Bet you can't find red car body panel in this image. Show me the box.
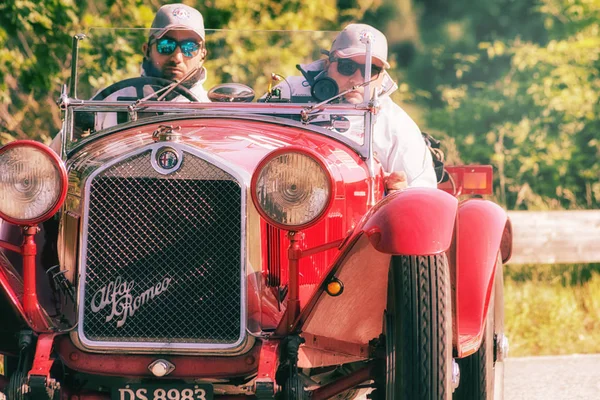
[55,336,261,378]
[361,187,458,255]
[455,199,508,357]
[69,119,370,182]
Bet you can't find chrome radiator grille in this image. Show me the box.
[81,150,243,346]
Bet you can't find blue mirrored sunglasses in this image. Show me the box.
[154,38,201,58]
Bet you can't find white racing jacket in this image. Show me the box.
[277,60,437,188]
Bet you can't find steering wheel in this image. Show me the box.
[91,76,200,102]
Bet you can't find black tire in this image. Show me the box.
[453,253,504,400]
[385,254,453,399]
[6,369,26,400]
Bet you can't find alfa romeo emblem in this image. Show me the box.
[157,149,178,170]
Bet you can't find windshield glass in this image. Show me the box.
[68,28,389,152]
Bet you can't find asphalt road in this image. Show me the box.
[505,354,600,399]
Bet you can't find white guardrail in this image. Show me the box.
[507,210,600,264]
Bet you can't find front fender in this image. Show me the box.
[456,199,508,357]
[362,187,458,255]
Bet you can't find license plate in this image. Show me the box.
[113,383,213,400]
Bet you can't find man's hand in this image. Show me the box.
[385,171,408,192]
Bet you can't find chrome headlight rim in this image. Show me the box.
[251,147,335,231]
[0,140,68,225]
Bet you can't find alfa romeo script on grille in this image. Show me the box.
[91,276,172,328]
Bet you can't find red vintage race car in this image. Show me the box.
[0,29,512,400]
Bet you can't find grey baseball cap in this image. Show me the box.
[150,4,205,41]
[329,23,390,69]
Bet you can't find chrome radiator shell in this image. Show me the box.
[73,143,248,352]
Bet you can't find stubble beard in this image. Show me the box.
[142,58,203,89]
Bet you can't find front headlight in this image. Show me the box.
[251,148,333,230]
[0,140,67,225]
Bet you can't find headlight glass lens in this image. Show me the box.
[0,146,63,221]
[255,152,331,228]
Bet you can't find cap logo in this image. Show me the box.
[359,30,375,43]
[172,8,191,20]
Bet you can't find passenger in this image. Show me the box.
[287,24,437,191]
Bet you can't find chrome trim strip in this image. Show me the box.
[77,142,250,352]
[67,100,369,111]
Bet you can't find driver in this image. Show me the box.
[280,24,437,191]
[141,3,209,100]
[51,4,209,152]
[49,3,209,149]
[95,4,210,131]
[93,3,209,131]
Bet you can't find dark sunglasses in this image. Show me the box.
[153,37,201,58]
[332,57,383,78]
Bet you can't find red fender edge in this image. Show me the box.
[455,199,508,357]
[361,187,458,255]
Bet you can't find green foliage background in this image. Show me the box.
[0,0,597,211]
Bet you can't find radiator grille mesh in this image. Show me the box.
[81,151,243,344]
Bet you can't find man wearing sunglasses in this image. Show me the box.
[83,3,209,133]
[141,3,209,99]
[51,3,209,150]
[286,24,437,191]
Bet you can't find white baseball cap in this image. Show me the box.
[150,4,205,41]
[329,23,390,69]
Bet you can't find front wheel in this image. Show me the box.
[384,254,453,399]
